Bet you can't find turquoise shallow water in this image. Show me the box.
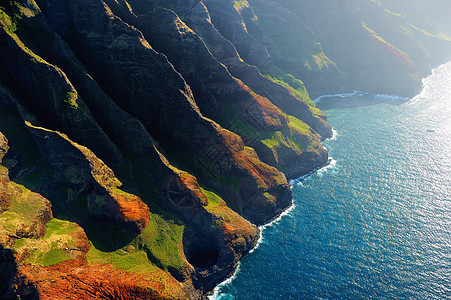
[212,62,451,299]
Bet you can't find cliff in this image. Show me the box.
[0,0,449,299]
[275,0,451,97]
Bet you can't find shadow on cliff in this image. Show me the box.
[0,246,39,299]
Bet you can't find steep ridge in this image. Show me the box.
[0,0,449,298]
[105,4,327,180]
[125,0,333,139]
[0,94,258,297]
[275,0,451,97]
[0,0,285,297]
[35,0,291,224]
[205,0,340,97]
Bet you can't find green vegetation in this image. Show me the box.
[12,219,81,267]
[261,131,285,149]
[0,181,48,234]
[0,212,19,232]
[311,52,331,70]
[64,91,79,110]
[87,242,159,274]
[33,247,72,266]
[401,23,451,41]
[287,115,310,135]
[0,1,49,66]
[45,218,79,237]
[361,21,412,64]
[261,115,317,153]
[201,187,225,208]
[261,130,308,153]
[87,213,185,273]
[0,1,23,34]
[234,0,250,11]
[8,183,41,215]
[262,73,314,107]
[139,213,185,271]
[0,8,17,33]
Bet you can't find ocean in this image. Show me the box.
[212,61,451,299]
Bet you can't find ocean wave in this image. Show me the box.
[313,90,363,103]
[327,129,338,141]
[289,157,336,186]
[317,158,337,175]
[373,93,409,101]
[249,201,297,254]
[314,90,410,104]
[209,197,297,299]
[260,202,296,231]
[208,263,241,300]
[411,61,451,103]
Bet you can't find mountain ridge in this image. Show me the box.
[0,0,450,298]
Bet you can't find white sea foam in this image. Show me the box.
[317,158,337,175]
[260,202,296,231]
[314,90,410,104]
[289,157,336,186]
[208,263,241,300]
[313,90,363,103]
[208,194,297,299]
[327,129,338,141]
[373,93,409,101]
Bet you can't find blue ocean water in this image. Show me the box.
[212,62,451,299]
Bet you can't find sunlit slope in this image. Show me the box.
[1,0,450,298]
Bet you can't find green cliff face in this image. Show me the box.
[0,0,449,298]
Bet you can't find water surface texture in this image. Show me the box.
[213,62,451,299]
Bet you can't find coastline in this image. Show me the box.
[208,146,339,299]
[209,61,451,298]
[206,70,448,298]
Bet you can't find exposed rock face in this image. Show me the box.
[24,122,150,233]
[35,0,292,224]
[0,132,8,162]
[0,0,449,298]
[0,22,123,165]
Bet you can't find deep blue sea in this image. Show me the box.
[212,62,451,299]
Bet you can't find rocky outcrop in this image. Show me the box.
[24,122,150,234]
